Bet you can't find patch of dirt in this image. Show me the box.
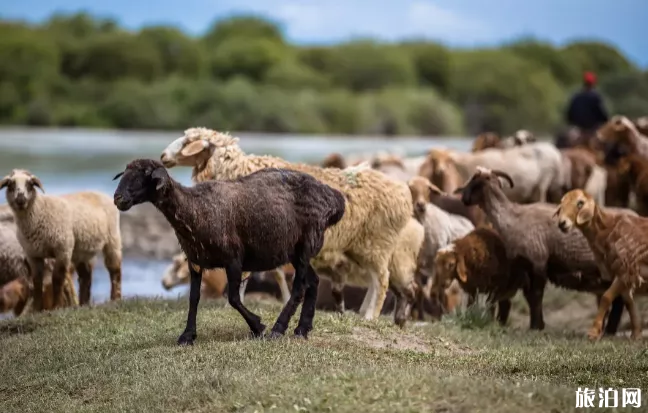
[350,326,472,354]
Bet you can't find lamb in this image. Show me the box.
[455,167,628,332]
[0,170,122,311]
[430,227,526,325]
[113,159,346,344]
[554,189,648,340]
[407,176,475,318]
[159,128,414,321]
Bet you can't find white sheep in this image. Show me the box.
[160,128,414,321]
[0,169,122,311]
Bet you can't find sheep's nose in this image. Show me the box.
[415,202,426,214]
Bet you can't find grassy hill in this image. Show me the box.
[1,295,646,413]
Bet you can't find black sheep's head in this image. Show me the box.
[454,166,514,206]
[113,159,169,211]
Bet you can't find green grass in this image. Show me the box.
[1,295,647,413]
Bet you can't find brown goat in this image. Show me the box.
[418,149,465,193]
[472,132,502,152]
[555,189,648,340]
[430,227,525,325]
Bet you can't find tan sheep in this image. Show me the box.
[555,189,648,340]
[0,169,122,311]
[160,128,413,321]
[418,148,465,193]
[430,227,526,325]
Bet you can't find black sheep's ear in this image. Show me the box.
[113,171,124,181]
[151,167,167,191]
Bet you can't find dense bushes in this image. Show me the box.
[0,13,644,136]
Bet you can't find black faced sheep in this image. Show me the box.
[113,159,345,345]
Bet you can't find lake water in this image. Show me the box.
[0,127,472,305]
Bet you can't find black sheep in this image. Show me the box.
[113,159,345,345]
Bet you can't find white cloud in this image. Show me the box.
[241,0,490,44]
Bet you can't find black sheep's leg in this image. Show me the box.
[603,295,624,336]
[497,299,512,326]
[523,271,546,330]
[177,262,203,346]
[268,260,306,339]
[225,265,266,337]
[294,264,320,338]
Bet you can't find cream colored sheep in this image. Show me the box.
[0,169,122,311]
[555,189,648,340]
[160,128,413,320]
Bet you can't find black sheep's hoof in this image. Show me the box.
[293,327,310,339]
[249,323,267,339]
[266,330,284,340]
[177,332,196,346]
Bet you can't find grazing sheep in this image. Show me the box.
[113,159,346,344]
[0,170,121,311]
[160,128,413,321]
[430,227,526,325]
[407,177,475,318]
[599,115,648,161]
[456,167,627,333]
[555,189,648,340]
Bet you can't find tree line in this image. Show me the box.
[1,13,646,136]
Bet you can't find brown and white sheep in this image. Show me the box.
[555,189,648,340]
[430,227,526,325]
[160,128,414,322]
[0,170,122,311]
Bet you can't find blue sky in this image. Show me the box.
[2,0,646,67]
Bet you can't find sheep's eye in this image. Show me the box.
[577,200,584,209]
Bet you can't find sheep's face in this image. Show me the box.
[161,127,233,170]
[0,169,44,212]
[598,116,640,163]
[419,149,454,188]
[113,159,168,211]
[472,132,500,152]
[432,247,457,292]
[407,176,446,217]
[554,189,596,233]
[456,167,514,206]
[161,254,190,290]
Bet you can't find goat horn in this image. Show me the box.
[113,171,124,181]
[491,170,514,188]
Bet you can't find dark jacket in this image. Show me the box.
[565,88,609,131]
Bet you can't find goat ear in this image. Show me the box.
[427,182,446,197]
[151,167,167,191]
[456,256,468,283]
[552,206,561,219]
[30,177,45,193]
[576,203,594,225]
[0,176,9,191]
[112,171,124,181]
[180,140,209,157]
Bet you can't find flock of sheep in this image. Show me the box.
[1,114,648,345]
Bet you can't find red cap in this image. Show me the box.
[583,71,596,85]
